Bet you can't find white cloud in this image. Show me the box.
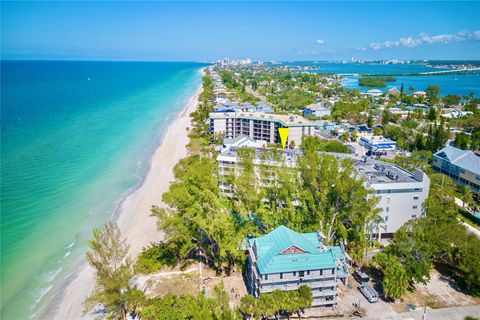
[369,29,480,50]
[315,39,326,45]
[347,46,367,51]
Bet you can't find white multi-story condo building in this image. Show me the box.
[209,112,315,148]
[350,156,430,236]
[217,146,430,237]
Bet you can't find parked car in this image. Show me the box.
[359,283,379,303]
[354,269,370,283]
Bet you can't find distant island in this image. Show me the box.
[358,76,397,87]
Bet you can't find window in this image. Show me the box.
[299,271,304,277]
[385,216,389,222]
[293,272,296,276]
[320,270,323,276]
[413,205,418,209]
[386,207,390,213]
[264,274,268,280]
[376,188,423,194]
[307,270,310,276]
[413,196,419,200]
[280,273,283,279]
[412,214,417,218]
[319,287,323,292]
[331,268,335,274]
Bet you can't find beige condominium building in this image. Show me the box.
[209,112,315,148]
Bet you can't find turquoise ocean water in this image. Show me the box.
[1,61,205,319]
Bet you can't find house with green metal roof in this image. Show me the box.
[246,225,350,307]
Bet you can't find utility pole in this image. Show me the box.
[422,305,427,320]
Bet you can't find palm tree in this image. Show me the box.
[461,186,473,209]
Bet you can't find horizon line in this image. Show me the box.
[2,58,480,63]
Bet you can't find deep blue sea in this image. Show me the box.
[0,61,204,319]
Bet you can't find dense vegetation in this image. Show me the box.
[218,70,261,104]
[370,162,480,299]
[331,99,368,123]
[142,283,239,320]
[151,155,245,274]
[239,285,313,319]
[300,136,352,154]
[85,222,312,319]
[138,141,379,278]
[358,77,396,88]
[217,68,346,112]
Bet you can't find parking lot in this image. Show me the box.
[332,269,480,320]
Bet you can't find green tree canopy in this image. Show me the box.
[152,155,245,273]
[83,221,137,319]
[454,132,472,150]
[373,252,409,300]
[298,153,379,261]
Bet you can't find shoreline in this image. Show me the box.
[43,68,205,320]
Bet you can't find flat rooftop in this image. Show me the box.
[361,135,396,144]
[348,157,419,184]
[304,103,330,111]
[219,147,420,185]
[210,112,314,127]
[219,146,301,167]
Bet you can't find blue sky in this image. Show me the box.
[1,1,479,61]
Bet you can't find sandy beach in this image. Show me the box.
[47,70,203,319]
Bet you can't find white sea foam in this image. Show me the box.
[64,240,76,250]
[42,268,63,283]
[30,285,53,310]
[29,309,39,319]
[57,250,71,263]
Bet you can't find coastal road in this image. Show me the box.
[385,304,480,320]
[244,83,269,103]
